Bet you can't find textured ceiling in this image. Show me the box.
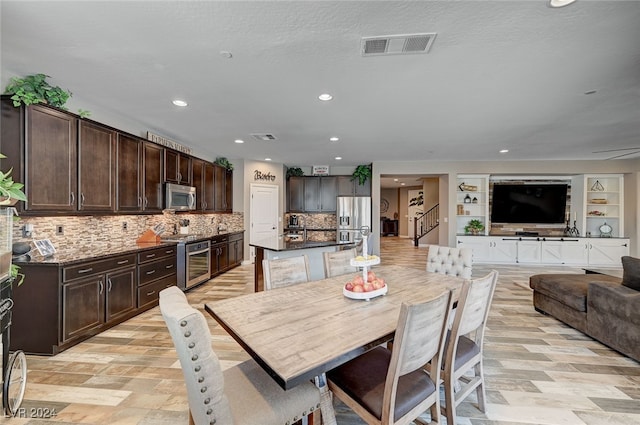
[1,1,639,167]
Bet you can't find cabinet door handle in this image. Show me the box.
[117,260,129,265]
[165,250,174,254]
[143,197,148,208]
[177,172,182,181]
[146,290,156,296]
[138,197,143,208]
[146,254,156,259]
[146,270,156,275]
[80,193,85,206]
[77,267,93,274]
[99,280,104,295]
[70,192,75,206]
[107,278,112,292]
[165,264,174,269]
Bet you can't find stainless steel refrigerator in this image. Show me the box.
[337,196,372,244]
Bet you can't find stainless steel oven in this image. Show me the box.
[164,235,211,290]
[184,240,211,289]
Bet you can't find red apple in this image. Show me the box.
[372,279,384,290]
[378,277,386,287]
[367,270,376,282]
[345,282,354,291]
[352,284,364,293]
[363,282,374,292]
[353,275,364,285]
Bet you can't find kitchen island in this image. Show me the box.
[252,240,357,291]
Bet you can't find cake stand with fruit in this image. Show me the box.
[342,228,387,301]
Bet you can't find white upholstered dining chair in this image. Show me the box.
[440,270,498,425]
[159,286,321,425]
[323,248,358,278]
[426,245,472,279]
[262,255,311,290]
[327,290,454,425]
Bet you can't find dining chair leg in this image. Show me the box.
[444,378,457,425]
[475,361,487,412]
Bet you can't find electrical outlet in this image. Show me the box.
[56,225,64,235]
[122,222,128,230]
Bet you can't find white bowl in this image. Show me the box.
[343,285,387,301]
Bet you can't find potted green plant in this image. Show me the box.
[351,164,372,186]
[464,219,485,235]
[214,157,233,171]
[286,167,304,179]
[0,152,27,285]
[4,73,71,108]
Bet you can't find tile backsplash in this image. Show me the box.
[12,212,244,254]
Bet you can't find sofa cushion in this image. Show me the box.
[529,274,620,312]
[621,256,640,291]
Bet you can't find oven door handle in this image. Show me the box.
[188,248,210,256]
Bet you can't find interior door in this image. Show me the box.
[407,189,423,238]
[250,184,280,251]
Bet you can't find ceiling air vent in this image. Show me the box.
[361,33,437,57]
[251,133,277,141]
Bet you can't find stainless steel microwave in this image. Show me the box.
[165,183,196,210]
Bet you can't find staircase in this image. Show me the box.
[413,204,439,247]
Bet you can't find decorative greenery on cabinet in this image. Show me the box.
[351,164,372,186]
[214,157,233,171]
[286,167,304,179]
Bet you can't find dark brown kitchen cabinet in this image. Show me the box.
[25,104,78,211]
[228,233,244,267]
[61,253,137,346]
[214,164,233,212]
[142,142,164,212]
[116,135,163,212]
[192,159,215,211]
[287,176,305,212]
[78,121,116,211]
[137,245,177,309]
[211,239,229,276]
[165,149,192,185]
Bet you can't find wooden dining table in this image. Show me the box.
[204,264,466,391]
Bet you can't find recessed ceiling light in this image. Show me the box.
[318,93,333,101]
[393,178,399,182]
[500,149,509,154]
[172,99,188,107]
[234,139,244,144]
[400,183,405,186]
[219,50,233,59]
[584,90,597,95]
[335,156,342,160]
[329,137,339,142]
[549,0,577,7]
[265,158,272,161]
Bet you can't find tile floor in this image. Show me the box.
[3,237,639,424]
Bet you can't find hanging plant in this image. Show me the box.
[351,164,372,186]
[214,157,233,171]
[286,167,304,179]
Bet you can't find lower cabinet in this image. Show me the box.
[457,236,629,266]
[228,233,244,267]
[10,245,177,355]
[211,232,244,276]
[137,245,178,309]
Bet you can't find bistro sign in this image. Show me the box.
[254,170,276,182]
[147,131,193,155]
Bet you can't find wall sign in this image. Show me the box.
[147,131,193,155]
[312,165,329,175]
[254,170,276,182]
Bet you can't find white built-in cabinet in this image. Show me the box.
[582,174,623,238]
[456,174,489,236]
[457,236,629,266]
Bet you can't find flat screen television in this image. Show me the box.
[490,183,568,224]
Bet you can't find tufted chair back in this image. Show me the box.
[426,245,473,279]
[159,286,234,425]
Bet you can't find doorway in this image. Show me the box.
[249,184,279,254]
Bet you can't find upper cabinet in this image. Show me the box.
[337,176,371,197]
[24,104,78,212]
[1,98,233,215]
[455,174,489,235]
[287,176,339,213]
[583,174,623,238]
[213,164,233,212]
[78,121,116,212]
[165,149,192,185]
[192,159,215,211]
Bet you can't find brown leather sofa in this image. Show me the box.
[530,272,640,363]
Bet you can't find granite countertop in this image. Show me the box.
[250,239,356,252]
[14,230,245,266]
